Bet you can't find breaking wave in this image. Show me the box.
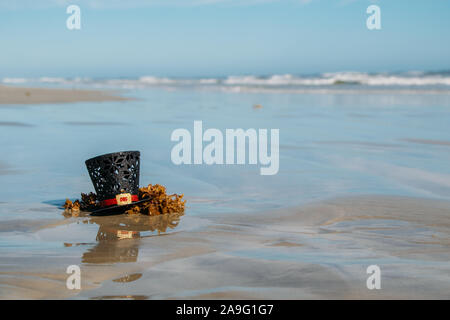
[3,71,450,93]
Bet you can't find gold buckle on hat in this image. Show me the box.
[116,193,132,206]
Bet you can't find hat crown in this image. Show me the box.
[85,151,140,201]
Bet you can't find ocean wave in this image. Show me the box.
[2,72,450,89]
[2,78,28,84]
[223,72,450,86]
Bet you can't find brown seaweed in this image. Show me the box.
[63,184,185,217]
[126,184,186,216]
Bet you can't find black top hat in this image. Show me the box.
[85,151,150,215]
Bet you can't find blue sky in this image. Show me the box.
[0,0,449,77]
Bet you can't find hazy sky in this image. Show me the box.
[1,0,449,77]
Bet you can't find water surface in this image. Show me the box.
[1,83,450,298]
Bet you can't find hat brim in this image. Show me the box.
[89,198,152,216]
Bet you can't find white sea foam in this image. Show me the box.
[139,76,175,84]
[38,77,67,83]
[2,72,450,92]
[223,72,450,86]
[2,78,28,84]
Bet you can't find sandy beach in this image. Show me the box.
[0,81,449,300]
[0,85,129,104]
[0,195,449,299]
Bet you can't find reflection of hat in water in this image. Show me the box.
[85,151,150,215]
[82,231,140,264]
[90,213,184,236]
[81,212,183,264]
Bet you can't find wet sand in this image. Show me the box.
[1,195,449,299]
[401,138,450,147]
[0,85,129,104]
[1,83,449,299]
[0,162,21,176]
